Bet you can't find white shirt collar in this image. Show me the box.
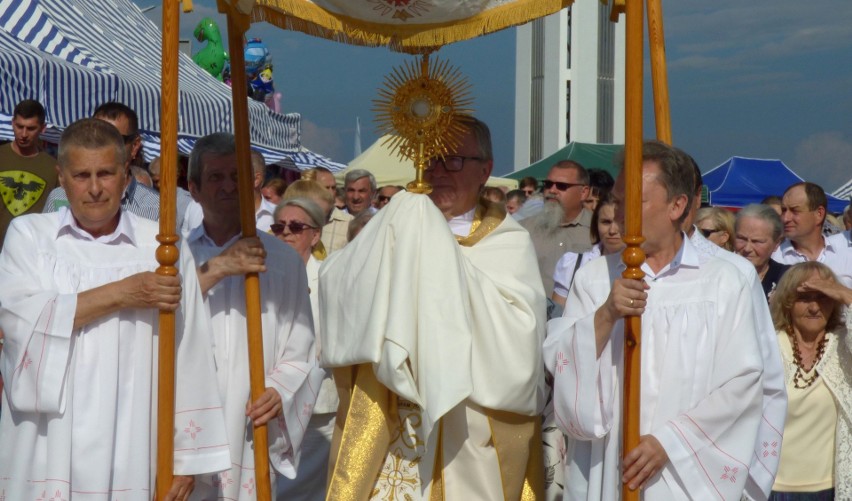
[616,232,699,280]
[448,207,476,237]
[256,197,277,218]
[778,235,831,259]
[186,222,241,250]
[56,206,136,245]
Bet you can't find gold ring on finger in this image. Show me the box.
[629,298,634,307]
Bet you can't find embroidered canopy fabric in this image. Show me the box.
[250,0,573,53]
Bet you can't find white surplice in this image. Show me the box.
[186,228,323,501]
[690,230,787,500]
[0,209,231,501]
[275,253,337,501]
[544,236,764,500]
[320,192,546,499]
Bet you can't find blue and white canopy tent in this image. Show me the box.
[0,0,345,171]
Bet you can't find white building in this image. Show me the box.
[514,2,625,170]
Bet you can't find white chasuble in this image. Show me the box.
[0,210,230,501]
[544,237,764,500]
[186,228,324,501]
[320,192,546,500]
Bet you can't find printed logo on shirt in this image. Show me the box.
[0,170,47,216]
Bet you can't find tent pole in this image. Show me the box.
[646,0,672,144]
[154,0,180,499]
[221,5,273,501]
[622,0,646,500]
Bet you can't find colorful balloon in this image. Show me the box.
[192,18,229,81]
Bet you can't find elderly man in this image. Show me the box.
[343,169,377,217]
[0,99,57,245]
[545,141,764,500]
[771,182,852,287]
[321,116,546,499]
[43,102,161,222]
[0,118,230,500]
[521,160,593,295]
[184,133,322,500]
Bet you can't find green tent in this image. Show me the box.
[504,142,624,180]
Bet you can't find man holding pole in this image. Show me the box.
[0,118,230,500]
[545,141,764,500]
[184,133,322,501]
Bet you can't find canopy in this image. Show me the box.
[704,156,848,213]
[504,142,623,180]
[251,0,572,54]
[342,135,517,190]
[0,0,344,171]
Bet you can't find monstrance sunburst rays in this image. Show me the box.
[373,54,473,193]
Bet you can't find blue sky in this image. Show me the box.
[133,0,852,193]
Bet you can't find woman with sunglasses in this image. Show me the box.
[768,262,852,499]
[695,206,735,251]
[272,198,324,264]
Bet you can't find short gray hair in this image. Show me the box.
[188,132,235,187]
[274,197,326,229]
[736,203,784,242]
[458,115,493,162]
[344,169,376,192]
[58,118,126,169]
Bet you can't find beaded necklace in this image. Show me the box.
[788,329,827,390]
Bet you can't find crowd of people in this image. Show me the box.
[1,98,852,500]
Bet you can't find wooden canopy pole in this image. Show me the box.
[219,2,273,500]
[155,0,180,498]
[646,0,672,144]
[622,0,646,500]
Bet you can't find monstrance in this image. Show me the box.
[373,53,473,194]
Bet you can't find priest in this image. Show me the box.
[545,141,764,500]
[320,116,546,500]
[0,118,230,500]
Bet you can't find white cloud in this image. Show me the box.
[792,132,852,193]
[301,119,345,162]
[665,1,852,69]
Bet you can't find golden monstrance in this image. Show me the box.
[373,53,473,193]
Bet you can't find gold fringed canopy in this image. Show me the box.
[250,0,573,53]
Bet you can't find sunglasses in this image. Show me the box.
[270,220,317,236]
[542,180,585,191]
[699,228,719,238]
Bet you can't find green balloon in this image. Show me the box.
[192,17,229,81]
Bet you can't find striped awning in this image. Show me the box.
[0,113,344,171]
[0,0,346,172]
[833,180,852,203]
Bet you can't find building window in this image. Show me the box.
[531,18,544,163]
[596,2,615,143]
[566,7,572,69]
[566,81,571,144]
